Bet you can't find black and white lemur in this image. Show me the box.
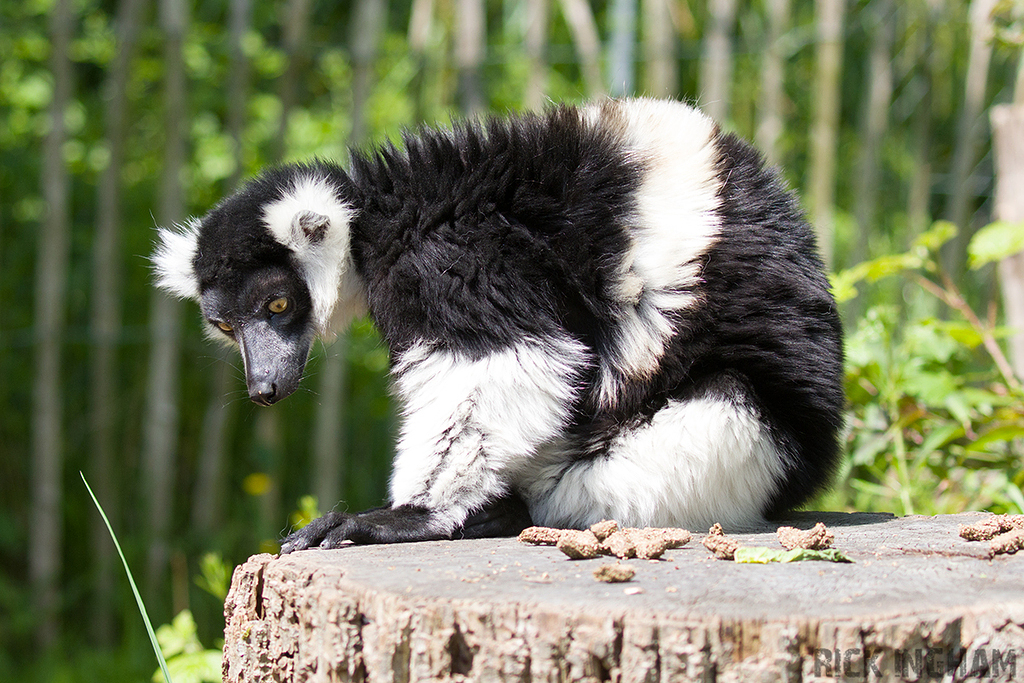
[153,98,844,552]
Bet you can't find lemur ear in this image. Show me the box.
[152,218,201,300]
[292,210,330,245]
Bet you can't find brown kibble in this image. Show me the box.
[990,528,1024,556]
[556,530,602,559]
[702,523,739,560]
[593,563,635,583]
[520,522,692,561]
[518,526,565,545]
[777,522,834,550]
[645,527,692,548]
[634,539,666,560]
[632,527,691,559]
[589,519,619,541]
[601,530,638,559]
[959,515,1024,542]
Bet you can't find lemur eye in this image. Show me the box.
[216,321,233,333]
[268,297,289,314]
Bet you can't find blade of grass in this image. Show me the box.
[81,472,173,683]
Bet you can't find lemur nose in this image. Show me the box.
[249,381,278,406]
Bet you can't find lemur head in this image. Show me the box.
[153,162,361,406]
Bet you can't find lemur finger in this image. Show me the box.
[280,511,350,553]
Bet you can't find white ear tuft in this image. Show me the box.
[152,218,201,299]
[262,174,358,333]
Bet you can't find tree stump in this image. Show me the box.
[223,512,1024,682]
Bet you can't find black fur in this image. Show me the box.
[162,100,845,549]
[347,109,638,359]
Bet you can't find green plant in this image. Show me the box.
[194,552,232,603]
[828,223,1024,516]
[151,610,221,683]
[82,474,173,683]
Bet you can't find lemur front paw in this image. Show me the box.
[279,494,534,553]
[279,505,446,553]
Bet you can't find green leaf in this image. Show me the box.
[830,253,921,303]
[967,424,1024,453]
[734,547,854,563]
[194,553,232,602]
[913,220,958,252]
[862,253,922,281]
[829,268,862,304]
[902,362,960,405]
[156,610,203,659]
[912,423,964,465]
[929,321,985,349]
[155,650,221,683]
[968,221,1024,269]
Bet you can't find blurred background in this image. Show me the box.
[3,0,1024,679]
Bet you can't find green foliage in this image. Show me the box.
[830,226,1024,517]
[968,221,1024,270]
[193,553,233,603]
[153,611,222,683]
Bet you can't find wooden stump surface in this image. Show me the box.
[223,512,1024,682]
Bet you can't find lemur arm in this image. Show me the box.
[279,337,584,551]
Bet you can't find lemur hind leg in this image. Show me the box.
[527,373,789,532]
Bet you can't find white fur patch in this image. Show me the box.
[582,98,723,407]
[261,174,361,334]
[525,395,785,531]
[389,338,587,533]
[152,218,202,300]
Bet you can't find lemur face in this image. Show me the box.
[199,264,315,405]
[152,162,360,407]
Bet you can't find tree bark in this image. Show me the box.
[349,0,387,142]
[455,0,486,116]
[143,0,188,600]
[906,0,938,244]
[607,0,637,97]
[557,0,605,97]
[223,512,1024,682]
[641,0,675,97]
[755,0,790,165]
[806,0,846,268]
[407,0,434,121]
[275,0,314,161]
[848,0,893,291]
[524,0,549,110]
[699,0,737,124]
[31,0,73,650]
[990,104,1024,382]
[89,0,143,644]
[946,0,997,274]
[191,348,235,535]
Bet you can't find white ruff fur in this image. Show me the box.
[389,338,586,533]
[525,396,786,531]
[582,99,723,408]
[262,174,362,334]
[153,218,201,300]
